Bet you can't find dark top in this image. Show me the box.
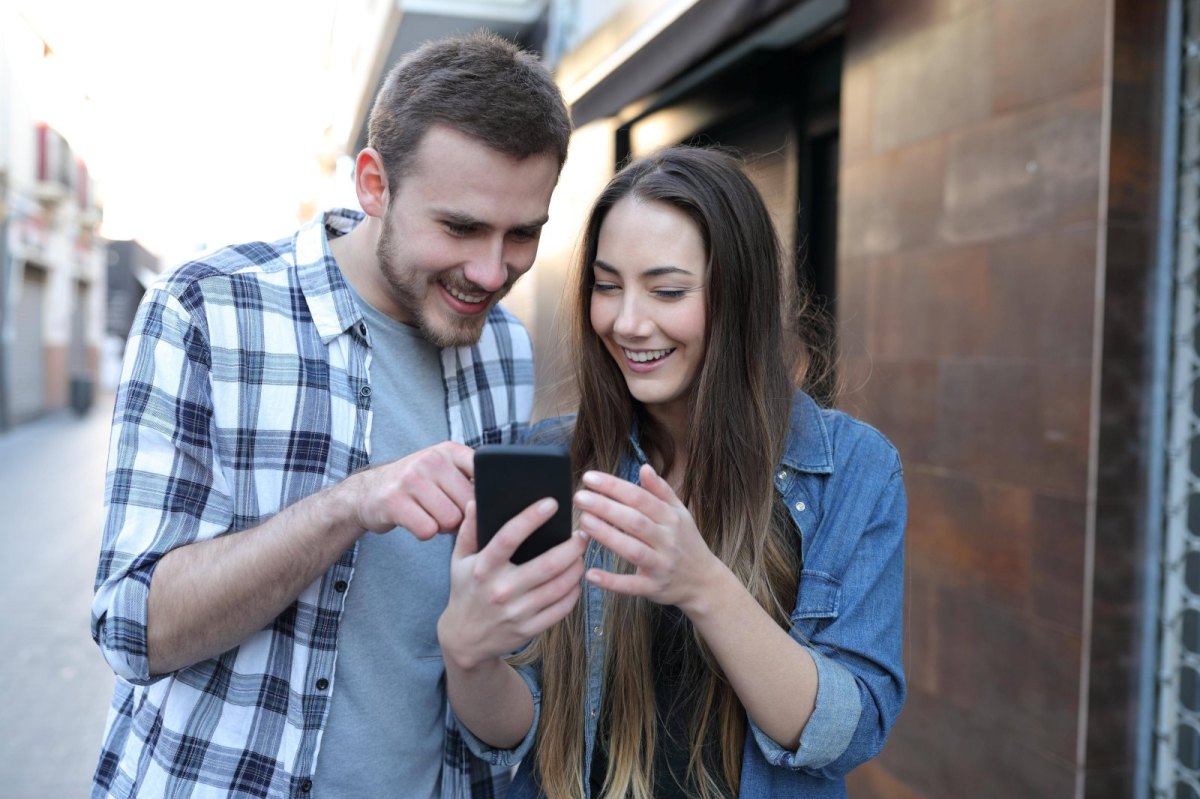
[590,605,729,798]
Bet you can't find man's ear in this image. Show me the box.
[354,148,389,218]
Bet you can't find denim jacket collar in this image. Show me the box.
[781,392,834,475]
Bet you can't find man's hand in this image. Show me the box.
[346,441,476,539]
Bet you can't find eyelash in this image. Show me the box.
[444,223,538,242]
[592,283,688,300]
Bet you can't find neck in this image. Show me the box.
[644,400,689,489]
[328,217,397,319]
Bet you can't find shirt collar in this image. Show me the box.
[781,391,834,474]
[293,208,366,345]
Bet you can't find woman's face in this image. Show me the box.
[590,196,708,426]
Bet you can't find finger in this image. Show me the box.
[585,567,655,597]
[413,483,469,534]
[581,470,670,521]
[452,502,479,561]
[502,531,588,597]
[636,464,684,508]
[441,441,477,478]
[424,455,475,513]
[510,557,585,621]
[574,489,659,545]
[578,511,656,568]
[392,496,441,540]
[477,497,560,570]
[521,581,583,638]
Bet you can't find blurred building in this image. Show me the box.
[102,239,161,392]
[0,15,107,430]
[335,1,1192,797]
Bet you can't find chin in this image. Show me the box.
[423,315,488,348]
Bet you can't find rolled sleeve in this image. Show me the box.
[748,645,862,768]
[753,448,906,778]
[454,663,542,767]
[91,288,230,684]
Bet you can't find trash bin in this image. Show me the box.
[70,375,94,416]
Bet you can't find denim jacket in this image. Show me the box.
[457,391,907,798]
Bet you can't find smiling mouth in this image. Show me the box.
[623,347,675,363]
[440,279,490,305]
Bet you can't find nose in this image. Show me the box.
[462,237,509,293]
[612,293,650,338]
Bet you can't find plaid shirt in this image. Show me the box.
[91,209,532,798]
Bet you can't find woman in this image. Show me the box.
[437,146,906,798]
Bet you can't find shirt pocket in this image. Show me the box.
[790,569,842,622]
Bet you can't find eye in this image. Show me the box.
[443,221,476,237]
[651,288,688,300]
[509,228,541,243]
[592,281,620,294]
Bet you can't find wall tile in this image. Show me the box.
[905,468,1033,611]
[886,685,1078,797]
[1030,493,1088,629]
[839,358,940,465]
[932,358,1092,497]
[839,137,947,259]
[940,88,1104,244]
[993,0,1107,114]
[934,588,1082,761]
[873,8,993,153]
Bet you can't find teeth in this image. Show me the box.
[623,348,674,363]
[443,282,488,304]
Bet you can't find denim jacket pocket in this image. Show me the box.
[790,570,842,621]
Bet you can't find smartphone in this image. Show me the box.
[474,444,573,564]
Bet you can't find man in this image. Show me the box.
[91,32,574,798]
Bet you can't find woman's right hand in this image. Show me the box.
[437,500,587,671]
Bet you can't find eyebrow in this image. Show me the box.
[593,259,695,277]
[437,209,550,234]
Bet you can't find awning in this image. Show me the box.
[561,0,845,128]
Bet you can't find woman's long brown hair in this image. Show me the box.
[516,146,826,798]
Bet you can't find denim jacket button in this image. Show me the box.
[593,626,602,636]
[777,471,786,480]
[795,501,806,512]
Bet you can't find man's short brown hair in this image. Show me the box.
[367,31,572,188]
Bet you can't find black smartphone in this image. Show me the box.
[474,444,573,564]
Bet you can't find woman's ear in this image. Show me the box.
[354,148,389,218]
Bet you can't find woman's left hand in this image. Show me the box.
[574,463,725,614]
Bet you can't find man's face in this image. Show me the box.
[376,125,559,347]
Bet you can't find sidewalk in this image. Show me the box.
[0,396,117,797]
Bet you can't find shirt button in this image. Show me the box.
[300,778,313,793]
[334,580,348,593]
[795,501,806,512]
[315,678,329,691]
[590,708,597,718]
[359,385,372,399]
[358,322,367,336]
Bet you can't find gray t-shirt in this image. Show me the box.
[313,283,452,798]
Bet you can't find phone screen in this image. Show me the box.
[474,444,573,564]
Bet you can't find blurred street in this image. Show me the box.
[0,394,116,798]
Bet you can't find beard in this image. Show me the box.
[375,216,508,348]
